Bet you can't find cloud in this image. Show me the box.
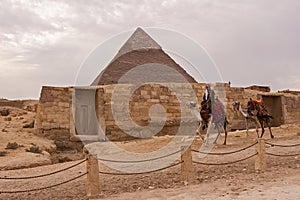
[0,0,300,99]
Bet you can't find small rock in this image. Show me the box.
[17,112,27,116]
[148,186,155,189]
[2,128,8,132]
[23,121,34,128]
[0,109,9,116]
[4,117,11,121]
[58,156,73,163]
[42,151,51,157]
[26,145,42,154]
[0,151,7,156]
[5,142,22,150]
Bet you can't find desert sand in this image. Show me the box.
[0,103,299,200]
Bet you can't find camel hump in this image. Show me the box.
[256,100,264,105]
[251,99,264,105]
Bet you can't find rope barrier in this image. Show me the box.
[192,153,257,166]
[266,152,300,157]
[192,141,258,155]
[0,159,87,180]
[0,172,87,194]
[97,149,182,163]
[265,141,300,147]
[99,161,183,175]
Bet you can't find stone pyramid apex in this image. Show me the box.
[115,27,162,59]
[91,27,197,85]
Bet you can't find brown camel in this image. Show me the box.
[198,98,229,145]
[247,99,274,139]
[232,101,260,141]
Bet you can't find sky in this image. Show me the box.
[1,0,300,99]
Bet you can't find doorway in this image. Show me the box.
[73,89,99,136]
[262,95,283,127]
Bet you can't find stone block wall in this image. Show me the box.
[225,87,259,130]
[35,83,300,143]
[102,83,206,140]
[281,94,300,124]
[36,86,72,140]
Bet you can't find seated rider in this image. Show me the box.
[201,84,215,114]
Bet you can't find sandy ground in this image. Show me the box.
[107,172,300,200]
[0,106,56,170]
[0,104,299,200]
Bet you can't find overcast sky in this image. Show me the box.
[1,0,300,99]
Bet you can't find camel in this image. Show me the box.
[197,98,229,145]
[247,99,274,139]
[232,101,260,141]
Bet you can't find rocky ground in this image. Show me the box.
[0,102,84,171]
[0,101,299,199]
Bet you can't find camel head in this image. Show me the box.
[232,101,240,112]
[186,101,198,109]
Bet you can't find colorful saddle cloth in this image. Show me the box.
[248,100,269,116]
[211,99,226,123]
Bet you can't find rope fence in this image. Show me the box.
[99,161,183,175]
[265,141,300,147]
[266,152,300,157]
[0,158,87,180]
[0,138,298,198]
[97,149,182,163]
[265,141,300,157]
[192,141,257,155]
[0,173,87,194]
[192,153,257,166]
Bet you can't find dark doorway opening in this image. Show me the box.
[262,95,283,127]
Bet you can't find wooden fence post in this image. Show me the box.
[85,152,100,198]
[255,138,266,172]
[181,145,193,184]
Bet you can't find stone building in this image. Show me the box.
[35,28,300,147]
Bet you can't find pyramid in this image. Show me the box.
[92,27,197,85]
[113,27,161,60]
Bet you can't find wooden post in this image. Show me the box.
[86,152,100,198]
[181,145,193,184]
[255,138,266,172]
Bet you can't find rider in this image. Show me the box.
[202,84,215,114]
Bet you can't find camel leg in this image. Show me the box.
[269,126,274,139]
[266,118,274,139]
[213,131,220,145]
[197,122,206,141]
[223,128,227,145]
[253,117,260,138]
[196,122,201,138]
[245,118,249,143]
[212,124,221,144]
[259,119,265,138]
[223,121,228,145]
[255,120,259,137]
